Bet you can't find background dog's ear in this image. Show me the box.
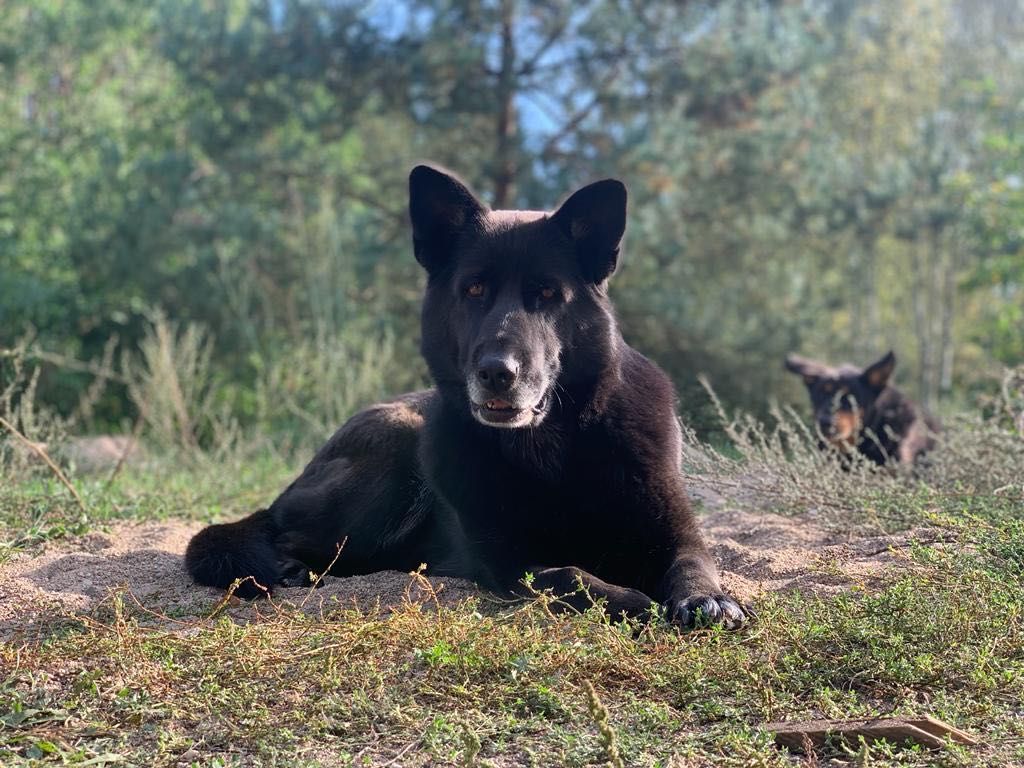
[861,350,896,389]
[409,165,486,274]
[551,179,627,284]
[785,354,825,386]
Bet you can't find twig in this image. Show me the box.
[380,732,426,767]
[21,347,130,385]
[0,415,87,514]
[205,576,269,619]
[103,412,147,491]
[121,587,203,627]
[539,64,621,159]
[300,536,348,607]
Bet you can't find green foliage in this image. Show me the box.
[1,0,1022,437]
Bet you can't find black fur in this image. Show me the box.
[186,165,746,629]
[785,350,940,466]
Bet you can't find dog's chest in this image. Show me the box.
[476,441,633,560]
[423,414,639,565]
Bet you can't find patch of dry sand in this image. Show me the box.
[0,504,934,641]
[0,520,483,641]
[702,507,932,601]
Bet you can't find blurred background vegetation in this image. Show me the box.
[2,0,1023,447]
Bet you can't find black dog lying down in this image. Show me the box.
[785,350,939,466]
[185,165,746,629]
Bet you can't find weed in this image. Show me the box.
[584,679,625,768]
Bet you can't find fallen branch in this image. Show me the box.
[767,715,977,752]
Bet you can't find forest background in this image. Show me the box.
[3,0,1023,446]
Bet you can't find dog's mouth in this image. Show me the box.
[471,392,550,428]
[822,411,861,448]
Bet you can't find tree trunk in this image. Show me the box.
[861,229,881,357]
[926,222,944,407]
[910,235,932,406]
[938,229,958,395]
[492,0,517,209]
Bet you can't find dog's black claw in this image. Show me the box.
[668,594,747,630]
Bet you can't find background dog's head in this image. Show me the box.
[409,164,625,428]
[784,351,896,447]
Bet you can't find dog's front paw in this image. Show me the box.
[667,594,748,630]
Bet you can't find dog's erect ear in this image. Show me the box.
[409,165,486,274]
[551,179,627,284]
[785,354,826,386]
[861,350,896,390]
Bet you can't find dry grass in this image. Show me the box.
[680,377,1024,532]
[2,341,1024,766]
[122,310,242,461]
[0,340,70,479]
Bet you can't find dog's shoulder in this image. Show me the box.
[593,344,682,465]
[618,345,678,414]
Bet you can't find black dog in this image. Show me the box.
[785,350,939,466]
[186,165,745,629]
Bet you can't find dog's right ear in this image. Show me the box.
[409,165,487,274]
[785,354,825,386]
[551,179,627,284]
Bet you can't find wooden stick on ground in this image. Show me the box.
[0,415,88,514]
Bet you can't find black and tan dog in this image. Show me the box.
[185,165,746,629]
[785,350,939,466]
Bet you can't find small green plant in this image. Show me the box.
[585,680,625,768]
[459,722,482,767]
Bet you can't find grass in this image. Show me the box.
[0,453,295,565]
[1,339,1023,765]
[1,447,1022,766]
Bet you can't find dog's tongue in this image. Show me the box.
[486,399,514,411]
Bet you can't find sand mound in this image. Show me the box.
[0,520,483,641]
[0,503,931,641]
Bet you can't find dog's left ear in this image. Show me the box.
[409,165,487,274]
[861,350,896,389]
[551,179,627,284]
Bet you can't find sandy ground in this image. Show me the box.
[0,492,935,642]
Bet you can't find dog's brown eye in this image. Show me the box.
[540,286,556,301]
[466,282,484,298]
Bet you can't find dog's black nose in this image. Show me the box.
[477,355,519,393]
